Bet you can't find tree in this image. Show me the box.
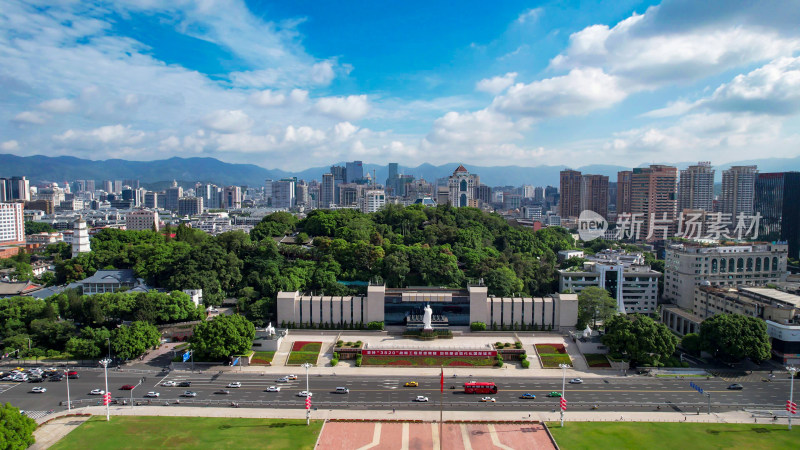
[191,314,255,360]
[602,314,678,367]
[112,321,161,360]
[680,333,703,357]
[65,327,110,360]
[699,314,771,363]
[577,286,618,328]
[0,402,37,449]
[484,267,524,297]
[24,221,55,235]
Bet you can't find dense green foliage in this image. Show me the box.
[0,402,37,450]
[577,286,618,329]
[699,314,771,363]
[602,314,678,366]
[680,333,703,356]
[0,290,200,360]
[112,321,161,360]
[470,322,487,331]
[24,221,55,235]
[190,314,255,360]
[48,206,575,328]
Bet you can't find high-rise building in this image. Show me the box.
[165,181,183,211]
[544,186,559,212]
[178,197,204,216]
[721,165,757,218]
[0,202,24,244]
[144,192,158,209]
[534,186,544,203]
[72,218,91,258]
[616,171,632,214]
[361,190,386,213]
[346,161,364,184]
[755,172,800,258]
[123,179,140,190]
[522,185,535,199]
[679,162,714,212]
[113,180,123,194]
[85,180,96,192]
[272,179,296,209]
[559,169,582,218]
[475,184,491,205]
[330,165,346,204]
[6,176,31,202]
[103,180,113,193]
[223,186,242,209]
[295,180,308,207]
[630,165,679,241]
[448,165,479,207]
[581,174,609,219]
[321,173,335,208]
[385,162,399,193]
[126,209,159,231]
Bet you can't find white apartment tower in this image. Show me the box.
[126,209,159,231]
[361,190,386,213]
[71,218,91,258]
[721,165,757,217]
[679,162,714,212]
[0,202,25,244]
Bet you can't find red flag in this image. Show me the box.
[440,369,444,393]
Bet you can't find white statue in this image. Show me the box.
[583,325,592,338]
[422,304,433,330]
[266,322,276,336]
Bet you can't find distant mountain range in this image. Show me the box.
[2,153,800,188]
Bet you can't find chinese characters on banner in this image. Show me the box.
[613,212,761,241]
[361,349,498,357]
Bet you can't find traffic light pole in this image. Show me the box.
[788,366,797,431]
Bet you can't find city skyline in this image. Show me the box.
[2,0,800,171]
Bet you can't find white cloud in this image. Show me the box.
[202,110,254,133]
[476,72,517,94]
[1,140,19,151]
[701,56,800,115]
[13,111,47,124]
[425,108,526,145]
[39,98,75,113]
[250,90,286,107]
[550,3,800,88]
[641,100,695,118]
[492,68,626,117]
[517,8,543,24]
[314,95,370,121]
[54,124,147,145]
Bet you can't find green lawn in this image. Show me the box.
[547,422,800,450]
[583,353,611,367]
[540,354,572,368]
[287,351,319,365]
[51,416,322,450]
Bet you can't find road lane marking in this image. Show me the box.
[488,425,514,450]
[356,423,382,450]
[401,422,409,450]
[460,424,473,450]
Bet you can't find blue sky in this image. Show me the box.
[1,0,799,170]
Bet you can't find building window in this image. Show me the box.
[746,257,753,272]
[772,257,778,271]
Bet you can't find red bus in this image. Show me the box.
[464,382,498,394]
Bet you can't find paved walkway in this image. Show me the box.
[31,404,787,449]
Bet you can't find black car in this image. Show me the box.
[178,381,192,387]
[28,377,44,383]
[727,383,744,390]
[49,375,63,382]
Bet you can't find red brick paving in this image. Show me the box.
[408,423,434,450]
[496,423,555,449]
[317,421,555,450]
[316,422,376,450]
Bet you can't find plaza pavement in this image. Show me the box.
[32,404,782,449]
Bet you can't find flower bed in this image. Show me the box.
[536,343,572,368]
[287,341,322,365]
[292,341,322,352]
[361,355,496,367]
[251,351,275,365]
[584,353,611,368]
[535,344,566,354]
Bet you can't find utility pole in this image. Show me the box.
[439,367,443,450]
[559,364,570,427]
[788,366,798,430]
[65,367,71,412]
[100,358,111,421]
[302,362,312,425]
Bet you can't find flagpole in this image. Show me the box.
[439,367,443,450]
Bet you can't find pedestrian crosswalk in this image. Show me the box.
[382,379,400,389]
[0,383,19,394]
[23,410,53,420]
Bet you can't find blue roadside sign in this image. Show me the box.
[182,351,192,362]
[232,357,240,366]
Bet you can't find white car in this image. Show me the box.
[227,382,242,388]
[480,397,496,402]
[144,391,160,398]
[89,389,105,395]
[415,396,429,402]
[31,387,47,393]
[287,375,298,380]
[266,386,281,392]
[569,378,584,384]
[161,381,177,387]
[276,377,289,383]
[297,391,313,397]
[181,391,197,397]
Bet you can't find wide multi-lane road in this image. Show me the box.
[1,369,791,416]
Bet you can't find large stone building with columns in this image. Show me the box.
[277,285,578,331]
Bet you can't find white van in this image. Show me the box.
[335,387,349,394]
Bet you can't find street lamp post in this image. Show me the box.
[559,363,570,427]
[131,378,144,410]
[301,362,312,425]
[65,367,71,412]
[788,366,798,431]
[99,358,111,422]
